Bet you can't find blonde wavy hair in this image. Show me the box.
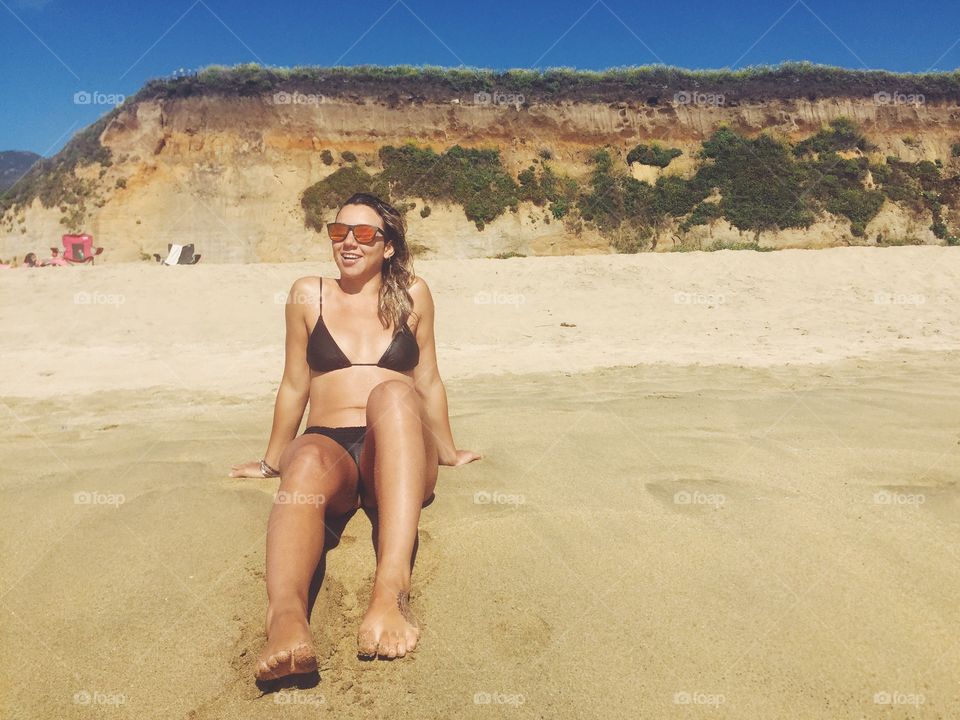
[339,192,418,331]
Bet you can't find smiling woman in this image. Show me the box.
[229,192,481,679]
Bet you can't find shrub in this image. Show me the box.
[701,128,815,238]
[626,142,682,167]
[803,152,884,235]
[577,149,624,231]
[378,143,518,230]
[518,166,545,205]
[301,165,391,231]
[609,224,653,253]
[679,201,722,231]
[794,117,865,156]
[706,239,774,251]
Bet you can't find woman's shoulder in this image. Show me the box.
[286,275,323,307]
[406,275,432,298]
[291,275,325,290]
[404,277,434,328]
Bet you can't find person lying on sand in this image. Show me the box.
[42,248,68,266]
[230,192,480,681]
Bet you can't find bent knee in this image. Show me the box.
[367,379,418,412]
[282,444,350,488]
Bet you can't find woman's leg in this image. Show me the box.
[256,434,360,680]
[356,380,439,659]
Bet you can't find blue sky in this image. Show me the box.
[2,0,959,155]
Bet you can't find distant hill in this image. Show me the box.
[0,151,41,194]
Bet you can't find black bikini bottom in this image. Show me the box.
[303,425,367,472]
[303,425,438,509]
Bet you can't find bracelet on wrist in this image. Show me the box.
[260,459,280,477]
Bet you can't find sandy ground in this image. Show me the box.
[1,247,959,719]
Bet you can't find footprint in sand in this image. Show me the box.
[489,613,553,658]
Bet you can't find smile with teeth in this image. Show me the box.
[342,253,361,259]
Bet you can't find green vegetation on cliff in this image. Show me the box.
[299,116,958,251]
[134,62,960,104]
[302,144,525,231]
[627,143,682,168]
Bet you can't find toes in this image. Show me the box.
[291,643,317,671]
[268,649,289,669]
[357,628,379,657]
[379,632,399,659]
[256,660,275,681]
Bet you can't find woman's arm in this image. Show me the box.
[419,379,458,466]
[262,278,313,467]
[409,278,460,466]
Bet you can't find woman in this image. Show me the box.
[230,192,480,680]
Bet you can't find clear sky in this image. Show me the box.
[2,0,959,155]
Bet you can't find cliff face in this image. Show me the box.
[3,93,959,262]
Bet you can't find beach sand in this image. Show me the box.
[1,247,959,718]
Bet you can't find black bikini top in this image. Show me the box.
[306,277,420,373]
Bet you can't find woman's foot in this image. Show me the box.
[357,574,420,659]
[255,605,318,680]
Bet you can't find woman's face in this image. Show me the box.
[333,204,391,274]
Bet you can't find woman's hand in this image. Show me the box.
[229,460,271,478]
[442,449,482,467]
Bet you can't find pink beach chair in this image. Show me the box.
[62,234,104,265]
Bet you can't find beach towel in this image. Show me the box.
[162,244,183,266]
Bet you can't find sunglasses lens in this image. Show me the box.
[327,223,348,241]
[353,225,378,243]
[327,223,382,243]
